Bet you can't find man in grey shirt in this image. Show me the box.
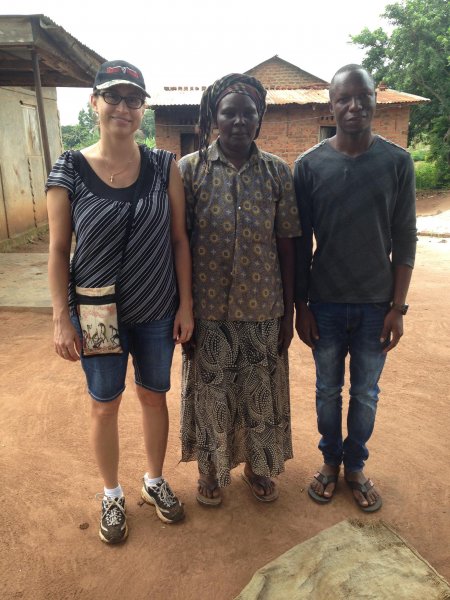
[294,64,416,512]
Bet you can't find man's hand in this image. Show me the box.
[295,303,319,349]
[380,309,403,353]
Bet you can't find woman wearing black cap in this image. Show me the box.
[46,60,193,543]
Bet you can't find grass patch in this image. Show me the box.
[408,144,430,163]
[415,161,441,190]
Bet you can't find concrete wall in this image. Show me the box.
[155,103,410,166]
[0,86,62,241]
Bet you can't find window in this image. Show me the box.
[180,133,198,157]
[319,126,336,141]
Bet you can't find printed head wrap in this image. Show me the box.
[198,73,267,165]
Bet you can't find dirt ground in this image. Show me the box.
[1,192,450,600]
[416,188,450,216]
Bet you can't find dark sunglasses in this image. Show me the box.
[98,91,145,109]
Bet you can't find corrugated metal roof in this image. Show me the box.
[150,87,429,108]
[150,88,203,106]
[267,89,329,104]
[376,89,429,104]
[0,14,106,87]
[150,88,205,106]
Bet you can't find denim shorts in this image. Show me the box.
[71,315,175,402]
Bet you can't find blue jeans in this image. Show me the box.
[71,315,175,402]
[309,302,390,472]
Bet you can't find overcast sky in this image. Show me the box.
[4,0,392,124]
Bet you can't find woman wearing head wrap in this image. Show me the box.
[179,73,301,505]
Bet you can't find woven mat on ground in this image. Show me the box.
[236,519,450,600]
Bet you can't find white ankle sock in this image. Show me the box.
[104,484,123,498]
[144,473,162,487]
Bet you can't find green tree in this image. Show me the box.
[62,105,156,150]
[60,124,84,149]
[351,0,450,185]
[140,109,155,139]
[77,105,98,135]
[61,103,100,150]
[137,109,156,148]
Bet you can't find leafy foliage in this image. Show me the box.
[141,109,156,139]
[409,144,429,162]
[61,106,156,150]
[61,104,99,150]
[351,0,450,186]
[137,109,156,148]
[415,161,441,189]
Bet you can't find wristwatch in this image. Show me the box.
[391,302,409,315]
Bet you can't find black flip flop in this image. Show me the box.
[346,478,382,513]
[308,472,338,504]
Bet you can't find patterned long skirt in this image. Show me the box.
[181,319,293,487]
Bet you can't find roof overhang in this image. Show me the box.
[0,14,106,87]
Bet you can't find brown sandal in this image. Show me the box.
[196,478,222,507]
[241,473,279,502]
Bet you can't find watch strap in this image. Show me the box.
[391,302,409,315]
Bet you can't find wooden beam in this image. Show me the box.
[31,50,52,176]
[0,73,87,87]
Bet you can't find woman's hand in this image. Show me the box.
[54,315,81,361]
[47,185,78,360]
[173,304,194,345]
[168,161,194,346]
[182,329,196,359]
[278,313,294,354]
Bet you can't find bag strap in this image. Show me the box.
[70,146,149,290]
[116,145,148,280]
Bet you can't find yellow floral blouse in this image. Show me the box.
[178,140,302,321]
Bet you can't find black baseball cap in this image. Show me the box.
[93,60,150,97]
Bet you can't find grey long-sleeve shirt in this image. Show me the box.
[294,136,417,304]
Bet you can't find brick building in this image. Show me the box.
[150,56,428,166]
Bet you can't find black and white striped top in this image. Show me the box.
[46,146,178,324]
